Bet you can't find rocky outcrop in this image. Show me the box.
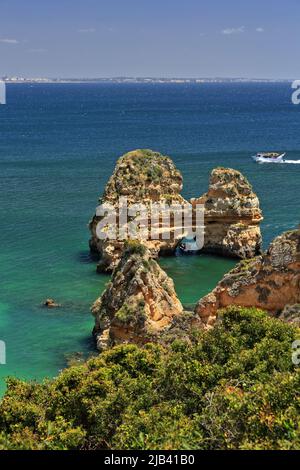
[194,229,300,328]
[279,304,300,326]
[43,298,61,308]
[91,242,184,351]
[192,167,263,259]
[89,149,188,273]
[89,153,264,273]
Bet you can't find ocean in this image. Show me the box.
[0,82,299,395]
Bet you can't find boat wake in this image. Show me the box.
[282,159,300,164]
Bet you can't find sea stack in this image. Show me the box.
[89,149,188,273]
[192,167,263,259]
[194,228,300,328]
[91,241,184,351]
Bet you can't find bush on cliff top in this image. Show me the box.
[0,306,299,450]
[123,239,147,256]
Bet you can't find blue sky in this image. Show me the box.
[0,0,299,78]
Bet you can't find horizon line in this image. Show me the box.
[1,76,297,83]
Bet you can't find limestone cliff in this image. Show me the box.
[91,242,184,351]
[89,149,188,273]
[192,167,263,259]
[195,229,300,328]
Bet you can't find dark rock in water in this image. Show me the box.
[64,351,86,367]
[43,298,61,308]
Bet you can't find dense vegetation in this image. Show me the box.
[0,307,299,450]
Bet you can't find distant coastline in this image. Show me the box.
[1,76,295,84]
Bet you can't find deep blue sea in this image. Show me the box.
[0,82,299,395]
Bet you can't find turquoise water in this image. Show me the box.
[0,83,299,395]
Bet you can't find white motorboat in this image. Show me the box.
[252,152,286,164]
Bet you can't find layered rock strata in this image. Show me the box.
[195,229,300,328]
[191,167,263,259]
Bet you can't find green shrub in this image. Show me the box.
[115,301,146,328]
[0,307,299,450]
[124,240,147,256]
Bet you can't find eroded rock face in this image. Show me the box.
[89,149,188,273]
[279,304,300,326]
[91,243,184,351]
[194,229,300,328]
[192,167,263,259]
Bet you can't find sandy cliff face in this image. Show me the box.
[192,167,263,259]
[89,149,188,272]
[195,229,300,328]
[91,243,184,351]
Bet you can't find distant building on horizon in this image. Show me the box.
[0,80,6,104]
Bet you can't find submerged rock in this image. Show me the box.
[91,241,184,351]
[192,167,263,259]
[194,228,300,328]
[89,149,189,273]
